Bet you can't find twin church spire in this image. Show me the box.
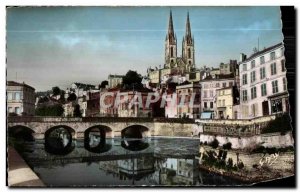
[165,10,195,72]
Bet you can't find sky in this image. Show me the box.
[6,6,283,91]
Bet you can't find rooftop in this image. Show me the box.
[243,42,283,63]
[7,81,35,90]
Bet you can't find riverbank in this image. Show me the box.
[7,146,45,187]
[199,164,294,185]
[198,145,295,184]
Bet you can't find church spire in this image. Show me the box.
[185,12,193,44]
[186,12,191,38]
[167,10,176,43]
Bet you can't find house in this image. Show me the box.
[238,42,288,119]
[7,81,35,116]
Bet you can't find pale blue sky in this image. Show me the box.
[7,6,283,91]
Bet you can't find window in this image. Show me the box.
[210,102,213,108]
[15,92,20,100]
[209,90,213,97]
[270,52,275,60]
[188,48,191,58]
[271,63,277,75]
[15,107,20,114]
[281,47,284,56]
[204,102,207,108]
[251,87,257,99]
[242,74,247,85]
[222,100,225,106]
[222,82,226,88]
[203,91,207,98]
[250,71,256,83]
[261,83,267,96]
[260,67,266,79]
[283,78,287,91]
[243,64,247,71]
[170,47,173,57]
[242,90,248,101]
[281,59,286,72]
[251,60,255,68]
[216,83,220,88]
[7,92,12,100]
[218,100,221,107]
[271,99,283,113]
[272,80,279,94]
[229,82,233,87]
[8,107,13,113]
[260,56,265,64]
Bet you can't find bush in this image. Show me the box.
[223,142,232,150]
[262,113,292,134]
[237,161,244,169]
[210,139,219,149]
[252,164,259,169]
[227,158,233,169]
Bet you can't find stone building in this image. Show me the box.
[100,88,154,117]
[7,81,35,116]
[216,86,239,119]
[108,74,124,88]
[238,42,288,119]
[199,76,236,119]
[148,11,196,85]
[176,83,201,119]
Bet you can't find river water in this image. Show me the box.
[18,137,245,187]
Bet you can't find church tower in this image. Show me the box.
[165,11,177,68]
[182,12,195,72]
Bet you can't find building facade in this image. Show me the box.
[199,78,235,119]
[216,86,236,119]
[238,43,288,119]
[176,83,201,119]
[7,81,35,116]
[108,74,124,88]
[148,11,196,85]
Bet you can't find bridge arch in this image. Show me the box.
[84,125,113,153]
[121,125,150,139]
[8,125,35,141]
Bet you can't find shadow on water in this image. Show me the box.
[84,135,112,153]
[121,138,149,151]
[44,128,75,155]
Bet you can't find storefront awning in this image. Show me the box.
[200,112,213,119]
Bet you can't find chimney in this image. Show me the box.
[239,53,247,62]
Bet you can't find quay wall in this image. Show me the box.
[199,131,294,149]
[201,146,294,171]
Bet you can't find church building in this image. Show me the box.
[148,11,196,85]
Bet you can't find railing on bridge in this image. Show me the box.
[7,116,196,123]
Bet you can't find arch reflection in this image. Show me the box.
[44,127,74,155]
[84,127,112,153]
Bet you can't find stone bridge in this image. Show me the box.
[7,116,196,140]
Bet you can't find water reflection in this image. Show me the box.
[18,138,243,186]
[84,134,112,153]
[44,128,74,155]
[121,139,149,151]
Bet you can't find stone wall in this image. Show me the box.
[153,122,194,137]
[200,131,294,149]
[202,146,294,171]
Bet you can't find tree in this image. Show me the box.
[73,104,82,117]
[122,70,143,89]
[100,80,108,89]
[35,104,64,116]
[67,93,77,101]
[52,86,61,96]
